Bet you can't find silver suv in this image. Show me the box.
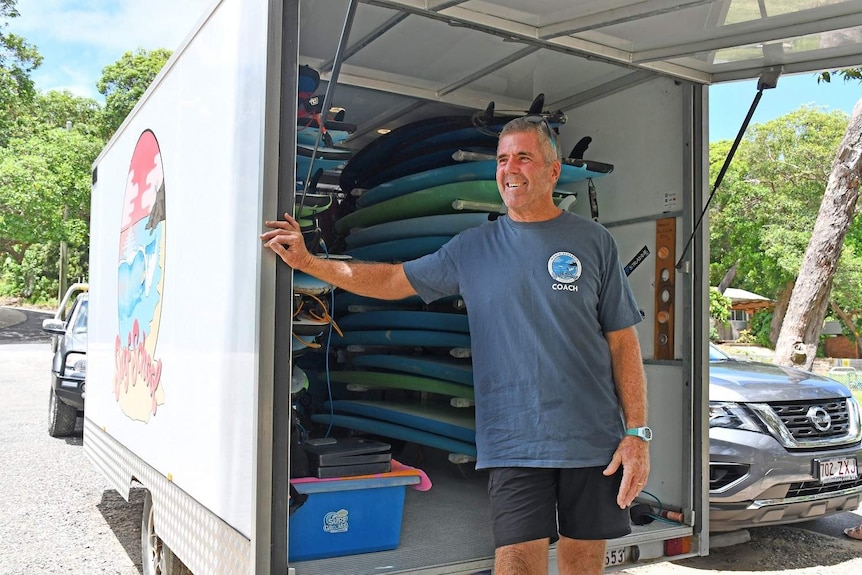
[708,344,862,532]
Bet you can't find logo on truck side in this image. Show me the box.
[115,129,167,421]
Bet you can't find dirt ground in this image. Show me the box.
[624,526,862,574]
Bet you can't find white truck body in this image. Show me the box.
[83,1,862,573]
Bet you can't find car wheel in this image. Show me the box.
[48,386,77,437]
[141,490,192,575]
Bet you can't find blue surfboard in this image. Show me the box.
[352,354,473,387]
[345,213,493,248]
[331,329,471,349]
[345,236,452,262]
[333,293,464,314]
[326,400,476,443]
[310,413,477,456]
[338,311,470,333]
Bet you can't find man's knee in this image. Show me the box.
[557,537,606,575]
[494,538,550,575]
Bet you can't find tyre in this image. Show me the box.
[141,490,192,575]
[48,386,77,437]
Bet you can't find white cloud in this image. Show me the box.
[9,0,214,97]
[15,0,214,52]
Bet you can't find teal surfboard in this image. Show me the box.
[331,330,470,350]
[345,235,452,262]
[334,180,502,234]
[328,370,474,399]
[345,213,493,248]
[333,293,464,314]
[352,354,473,386]
[338,311,469,333]
[326,400,476,443]
[356,159,611,208]
[310,413,477,456]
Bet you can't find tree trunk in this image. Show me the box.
[769,282,794,346]
[717,260,739,294]
[774,98,862,370]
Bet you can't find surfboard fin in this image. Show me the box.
[569,136,592,160]
[483,101,495,120]
[528,93,545,115]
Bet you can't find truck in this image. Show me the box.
[83,1,862,573]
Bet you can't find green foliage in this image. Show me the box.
[735,329,757,344]
[709,287,732,323]
[0,0,43,146]
[97,48,171,137]
[709,106,852,300]
[749,310,773,348]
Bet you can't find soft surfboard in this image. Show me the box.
[345,235,452,262]
[310,412,477,456]
[344,213,494,248]
[338,311,470,333]
[334,180,503,234]
[356,159,612,208]
[328,370,475,399]
[351,354,473,386]
[326,400,476,443]
[331,329,471,350]
[333,293,464,314]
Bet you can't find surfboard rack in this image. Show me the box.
[451,200,505,212]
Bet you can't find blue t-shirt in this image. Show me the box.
[403,211,642,469]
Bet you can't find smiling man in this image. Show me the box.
[261,115,650,575]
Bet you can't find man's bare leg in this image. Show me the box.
[557,536,606,575]
[494,538,549,575]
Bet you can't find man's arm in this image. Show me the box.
[261,213,418,300]
[602,325,650,509]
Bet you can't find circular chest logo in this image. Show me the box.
[548,251,582,283]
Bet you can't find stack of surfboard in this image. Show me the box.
[306,100,615,459]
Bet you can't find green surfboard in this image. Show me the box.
[335,180,502,234]
[329,370,475,399]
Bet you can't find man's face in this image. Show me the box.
[495,130,561,218]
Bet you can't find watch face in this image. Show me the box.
[642,427,653,440]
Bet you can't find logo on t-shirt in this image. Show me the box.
[548,251,581,292]
[548,251,582,283]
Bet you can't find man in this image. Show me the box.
[261,116,650,575]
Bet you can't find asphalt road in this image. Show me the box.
[1,305,860,574]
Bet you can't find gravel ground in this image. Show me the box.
[2,313,861,575]
[0,343,143,575]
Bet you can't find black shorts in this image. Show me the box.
[487,466,631,548]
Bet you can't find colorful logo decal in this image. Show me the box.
[547,251,582,283]
[323,509,349,534]
[115,130,167,421]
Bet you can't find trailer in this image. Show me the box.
[83,1,862,573]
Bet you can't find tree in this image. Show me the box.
[97,48,171,137]
[774,90,862,368]
[709,108,851,302]
[0,0,43,145]
[0,92,103,300]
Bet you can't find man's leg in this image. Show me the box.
[494,538,550,575]
[557,537,606,575]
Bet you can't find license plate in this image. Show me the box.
[816,457,858,484]
[605,546,629,568]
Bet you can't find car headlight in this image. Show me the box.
[709,401,762,432]
[63,352,87,379]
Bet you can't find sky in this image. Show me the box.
[7,0,862,142]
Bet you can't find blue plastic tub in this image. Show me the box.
[288,475,420,562]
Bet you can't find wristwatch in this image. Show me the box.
[625,426,653,442]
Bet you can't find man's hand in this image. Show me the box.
[260,213,315,270]
[602,436,650,509]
